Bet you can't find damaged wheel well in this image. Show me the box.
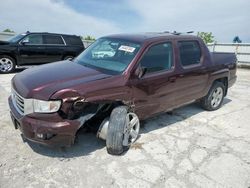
[66,100,129,139]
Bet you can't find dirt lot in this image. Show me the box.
[0,68,250,188]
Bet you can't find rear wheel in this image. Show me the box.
[0,55,16,73]
[201,82,225,111]
[106,106,140,155]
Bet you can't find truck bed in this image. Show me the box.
[210,52,237,66]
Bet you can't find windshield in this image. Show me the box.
[8,34,26,43]
[75,38,141,74]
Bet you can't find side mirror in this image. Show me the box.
[135,66,147,78]
[20,39,29,45]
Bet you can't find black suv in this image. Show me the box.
[0,32,85,73]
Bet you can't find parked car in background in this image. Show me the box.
[9,32,237,155]
[0,32,85,73]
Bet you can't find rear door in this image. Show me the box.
[174,40,209,106]
[62,35,85,56]
[18,34,47,65]
[43,34,65,62]
[131,41,177,119]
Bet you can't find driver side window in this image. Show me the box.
[139,42,173,74]
[22,34,43,45]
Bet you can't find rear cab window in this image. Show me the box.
[178,41,202,67]
[43,35,64,45]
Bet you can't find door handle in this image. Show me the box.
[169,76,176,82]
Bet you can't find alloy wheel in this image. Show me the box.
[211,87,223,108]
[123,112,140,146]
[0,57,13,72]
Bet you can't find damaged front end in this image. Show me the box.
[58,96,116,139]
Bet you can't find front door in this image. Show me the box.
[18,34,47,65]
[131,41,177,119]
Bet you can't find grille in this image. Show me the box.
[12,89,25,115]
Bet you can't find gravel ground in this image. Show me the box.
[0,68,250,188]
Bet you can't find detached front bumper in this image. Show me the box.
[8,96,81,147]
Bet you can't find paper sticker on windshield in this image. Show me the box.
[118,45,135,53]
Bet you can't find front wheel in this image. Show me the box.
[200,82,225,111]
[0,55,16,73]
[106,106,140,155]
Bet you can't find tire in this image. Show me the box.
[106,106,140,155]
[0,55,16,73]
[200,81,225,111]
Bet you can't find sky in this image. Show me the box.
[0,0,249,42]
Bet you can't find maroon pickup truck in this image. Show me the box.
[9,33,237,155]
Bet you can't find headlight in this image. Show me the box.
[33,99,61,113]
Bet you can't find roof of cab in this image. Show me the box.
[23,31,80,37]
[103,32,199,43]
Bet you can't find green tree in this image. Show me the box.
[3,28,15,33]
[82,35,96,41]
[197,32,215,44]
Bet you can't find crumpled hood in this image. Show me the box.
[12,61,112,100]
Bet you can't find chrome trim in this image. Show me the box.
[11,89,25,115]
[16,65,35,69]
[19,43,66,46]
[61,35,67,46]
[11,88,33,115]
